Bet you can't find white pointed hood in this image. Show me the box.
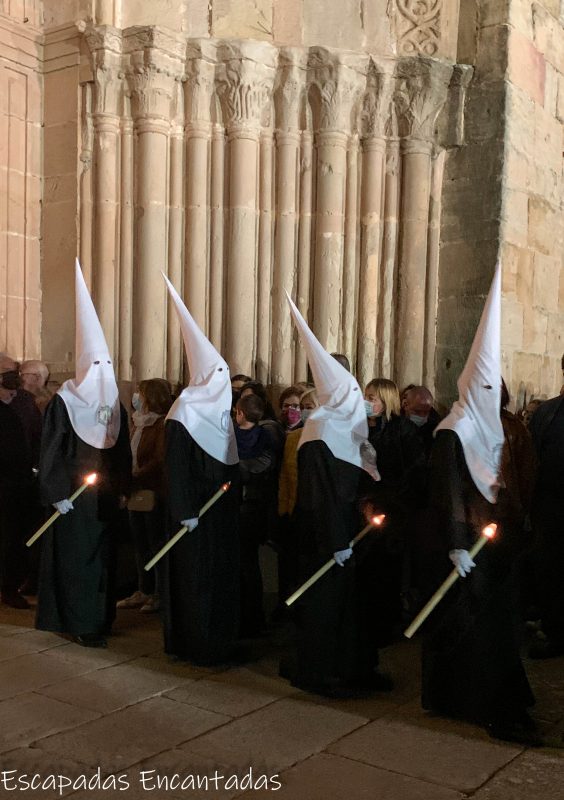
[286,293,368,469]
[57,260,120,449]
[164,275,238,466]
[435,262,504,503]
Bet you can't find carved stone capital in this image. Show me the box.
[84,25,123,117]
[436,63,474,147]
[216,40,277,130]
[307,47,368,135]
[389,0,442,57]
[185,46,217,124]
[392,57,453,141]
[274,48,308,133]
[124,29,185,124]
[361,57,396,140]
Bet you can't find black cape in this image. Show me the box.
[36,395,131,636]
[162,420,240,665]
[421,429,534,725]
[292,440,362,690]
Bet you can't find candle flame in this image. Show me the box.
[372,514,386,527]
[85,473,98,486]
[482,522,497,539]
[221,482,231,492]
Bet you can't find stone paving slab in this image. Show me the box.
[0,636,66,662]
[9,628,68,651]
[0,747,107,798]
[38,657,197,714]
[182,697,368,774]
[328,718,522,793]
[472,751,564,799]
[0,653,96,701]
[240,753,464,800]
[165,666,297,718]
[35,696,231,773]
[0,692,99,754]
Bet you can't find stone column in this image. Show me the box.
[423,148,446,392]
[125,27,185,381]
[379,139,401,379]
[295,129,313,382]
[167,77,185,387]
[256,128,274,385]
[79,82,94,289]
[184,45,216,333]
[209,123,226,351]
[119,113,134,381]
[217,41,277,376]
[393,58,452,388]
[309,49,367,351]
[357,62,394,386]
[271,50,306,388]
[85,26,123,356]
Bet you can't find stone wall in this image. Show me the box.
[0,4,42,362]
[435,0,564,408]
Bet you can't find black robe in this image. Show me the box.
[421,429,534,725]
[292,440,362,690]
[162,420,240,665]
[0,403,34,593]
[36,395,131,637]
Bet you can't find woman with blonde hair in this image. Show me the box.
[358,377,425,655]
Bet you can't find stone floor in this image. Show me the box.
[0,603,563,800]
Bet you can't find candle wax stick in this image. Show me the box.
[404,531,493,639]
[144,482,231,571]
[26,477,96,548]
[285,518,382,608]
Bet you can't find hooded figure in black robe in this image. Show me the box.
[36,261,131,646]
[160,277,240,666]
[421,264,537,745]
[282,294,379,696]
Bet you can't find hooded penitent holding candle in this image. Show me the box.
[162,275,240,665]
[421,262,538,745]
[36,260,131,648]
[282,295,384,697]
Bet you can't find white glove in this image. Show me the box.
[54,499,74,514]
[334,548,353,567]
[181,517,199,532]
[449,549,476,578]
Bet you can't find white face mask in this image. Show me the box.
[132,392,142,413]
[409,414,428,427]
[364,400,377,418]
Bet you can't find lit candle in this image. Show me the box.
[144,481,232,571]
[404,523,497,639]
[285,514,387,607]
[26,473,98,548]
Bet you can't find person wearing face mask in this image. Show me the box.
[0,358,36,608]
[35,262,132,648]
[161,277,240,666]
[278,386,304,433]
[421,264,539,746]
[117,379,173,614]
[401,386,442,460]
[274,387,319,618]
[359,378,426,653]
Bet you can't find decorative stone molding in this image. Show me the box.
[390,0,442,57]
[392,56,453,141]
[308,48,368,134]
[216,40,277,131]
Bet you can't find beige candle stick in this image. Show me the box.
[285,514,386,607]
[144,482,232,571]
[26,473,98,547]
[404,523,498,639]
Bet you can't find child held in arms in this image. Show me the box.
[235,394,276,637]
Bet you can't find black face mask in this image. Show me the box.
[0,371,21,390]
